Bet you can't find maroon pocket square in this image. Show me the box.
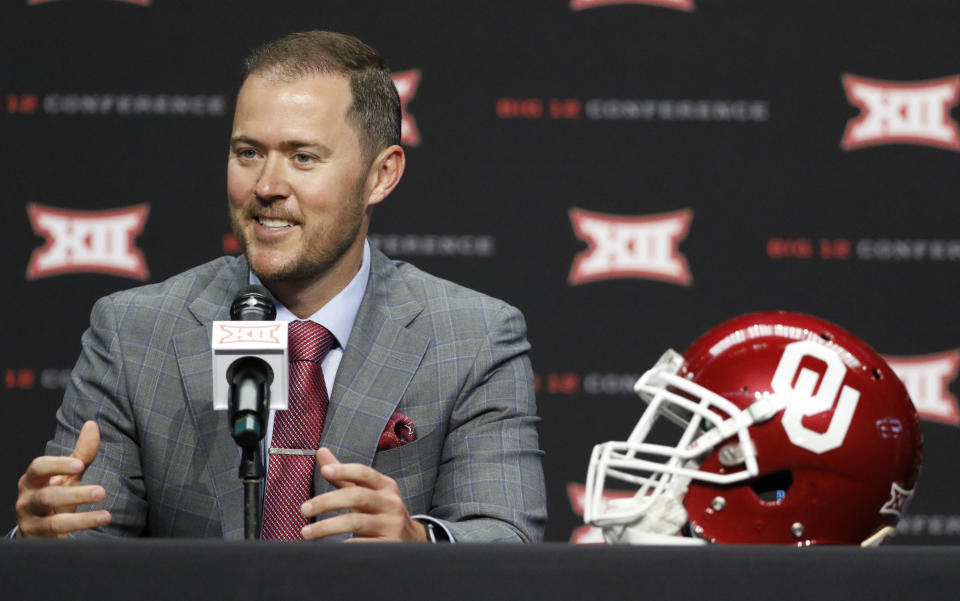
[378,412,417,451]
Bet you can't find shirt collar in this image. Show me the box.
[248,240,371,349]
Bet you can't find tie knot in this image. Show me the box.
[288,321,335,363]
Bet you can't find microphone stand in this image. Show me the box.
[228,358,272,540]
[239,444,264,540]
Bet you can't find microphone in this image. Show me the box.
[231,285,276,321]
[212,285,288,539]
[211,285,288,450]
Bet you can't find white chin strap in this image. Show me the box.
[610,531,708,546]
[602,495,706,546]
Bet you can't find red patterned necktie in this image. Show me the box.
[261,320,334,540]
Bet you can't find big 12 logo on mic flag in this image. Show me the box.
[211,320,288,411]
[569,207,693,285]
[841,74,960,151]
[392,70,421,147]
[216,323,284,345]
[26,203,150,280]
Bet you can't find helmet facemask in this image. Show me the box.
[585,349,779,544]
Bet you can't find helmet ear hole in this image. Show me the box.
[750,470,794,504]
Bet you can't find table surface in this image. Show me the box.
[3,541,958,601]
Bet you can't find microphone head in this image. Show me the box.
[230,285,277,321]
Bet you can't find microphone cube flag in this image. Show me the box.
[211,321,288,411]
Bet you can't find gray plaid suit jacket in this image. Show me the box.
[46,247,546,542]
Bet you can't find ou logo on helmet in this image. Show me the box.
[771,341,861,454]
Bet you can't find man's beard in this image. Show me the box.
[230,210,366,286]
[228,171,371,285]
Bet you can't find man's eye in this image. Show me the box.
[236,148,258,159]
[293,153,313,164]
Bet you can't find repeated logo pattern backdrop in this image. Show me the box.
[2,0,959,544]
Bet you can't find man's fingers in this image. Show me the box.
[20,422,101,489]
[301,511,394,541]
[71,421,101,466]
[301,485,394,518]
[314,447,355,488]
[303,448,418,542]
[15,422,107,538]
[20,485,106,516]
[319,462,393,490]
[20,456,84,489]
[315,447,340,468]
[19,510,111,538]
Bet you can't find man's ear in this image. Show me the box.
[365,144,406,208]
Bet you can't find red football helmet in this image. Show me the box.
[585,312,922,546]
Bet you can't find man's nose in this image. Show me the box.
[255,154,291,200]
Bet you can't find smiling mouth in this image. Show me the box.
[256,216,296,229]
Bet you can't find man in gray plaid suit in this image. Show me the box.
[15,31,546,542]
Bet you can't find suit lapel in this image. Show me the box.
[173,256,249,539]
[314,248,429,497]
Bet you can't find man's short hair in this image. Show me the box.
[242,30,401,161]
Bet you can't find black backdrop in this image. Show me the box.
[3,0,959,544]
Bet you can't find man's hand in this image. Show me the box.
[299,448,428,542]
[15,421,112,538]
